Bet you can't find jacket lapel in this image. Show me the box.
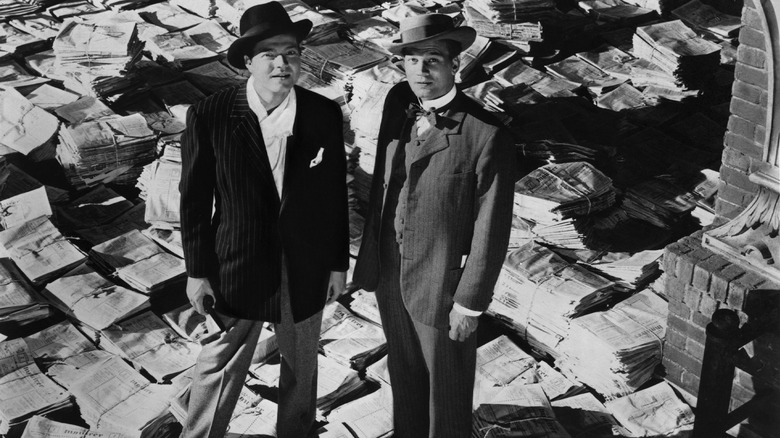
[231,83,280,204]
[412,93,468,165]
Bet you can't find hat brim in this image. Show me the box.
[388,27,477,55]
[227,20,312,69]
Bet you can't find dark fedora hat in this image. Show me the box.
[388,14,476,56]
[226,1,312,69]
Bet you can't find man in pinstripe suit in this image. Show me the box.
[354,15,516,437]
[179,3,349,437]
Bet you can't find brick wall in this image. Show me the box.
[663,231,780,437]
[715,0,769,221]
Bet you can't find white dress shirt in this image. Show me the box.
[417,85,457,135]
[419,85,481,318]
[246,77,297,198]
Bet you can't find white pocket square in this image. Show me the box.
[309,147,324,168]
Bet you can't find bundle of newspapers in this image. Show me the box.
[319,302,387,371]
[0,258,49,325]
[487,242,623,358]
[556,290,668,399]
[42,263,150,331]
[302,39,388,83]
[464,4,544,43]
[0,338,74,435]
[136,157,181,229]
[52,19,145,97]
[89,229,186,293]
[671,0,741,40]
[349,64,405,173]
[621,0,688,15]
[215,0,345,45]
[56,114,157,189]
[586,249,664,289]
[0,216,86,286]
[0,87,60,162]
[464,0,556,24]
[622,176,698,229]
[512,161,615,249]
[632,20,721,90]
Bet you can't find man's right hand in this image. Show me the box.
[187,277,215,315]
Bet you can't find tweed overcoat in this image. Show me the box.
[354,82,516,328]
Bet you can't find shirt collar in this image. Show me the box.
[419,85,457,112]
[246,76,296,124]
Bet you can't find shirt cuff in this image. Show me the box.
[453,303,482,317]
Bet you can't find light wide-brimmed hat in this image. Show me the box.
[226,1,312,69]
[388,14,476,56]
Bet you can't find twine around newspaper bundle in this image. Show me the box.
[537,165,596,216]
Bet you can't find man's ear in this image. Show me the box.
[451,55,461,72]
[244,55,251,66]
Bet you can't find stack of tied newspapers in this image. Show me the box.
[348,64,405,175]
[89,229,185,293]
[0,87,60,162]
[512,161,616,250]
[56,113,157,189]
[47,350,180,437]
[0,258,49,326]
[0,338,73,436]
[556,290,668,399]
[319,302,387,372]
[52,19,145,98]
[0,216,86,286]
[42,263,150,331]
[487,242,623,358]
[632,20,721,90]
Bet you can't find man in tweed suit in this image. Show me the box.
[179,3,348,437]
[354,15,515,437]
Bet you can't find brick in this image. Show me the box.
[669,299,692,319]
[675,253,698,286]
[680,366,701,392]
[731,96,767,124]
[759,91,768,108]
[742,7,764,35]
[684,285,703,309]
[666,326,688,349]
[740,26,767,51]
[720,164,758,193]
[723,132,763,159]
[722,145,753,172]
[685,337,706,361]
[731,80,763,104]
[710,264,746,301]
[662,246,678,274]
[727,278,749,310]
[699,293,720,316]
[735,63,768,89]
[735,368,756,392]
[692,311,713,332]
[692,256,730,291]
[715,198,744,220]
[737,45,767,69]
[662,358,685,385]
[717,183,755,209]
[731,382,757,405]
[727,117,758,142]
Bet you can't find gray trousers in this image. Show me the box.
[182,269,323,438]
[376,233,477,438]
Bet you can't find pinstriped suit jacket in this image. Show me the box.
[180,84,349,322]
[354,82,516,329]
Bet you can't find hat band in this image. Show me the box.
[400,25,455,44]
[242,20,296,39]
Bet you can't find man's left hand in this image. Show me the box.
[326,271,347,305]
[449,308,479,342]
